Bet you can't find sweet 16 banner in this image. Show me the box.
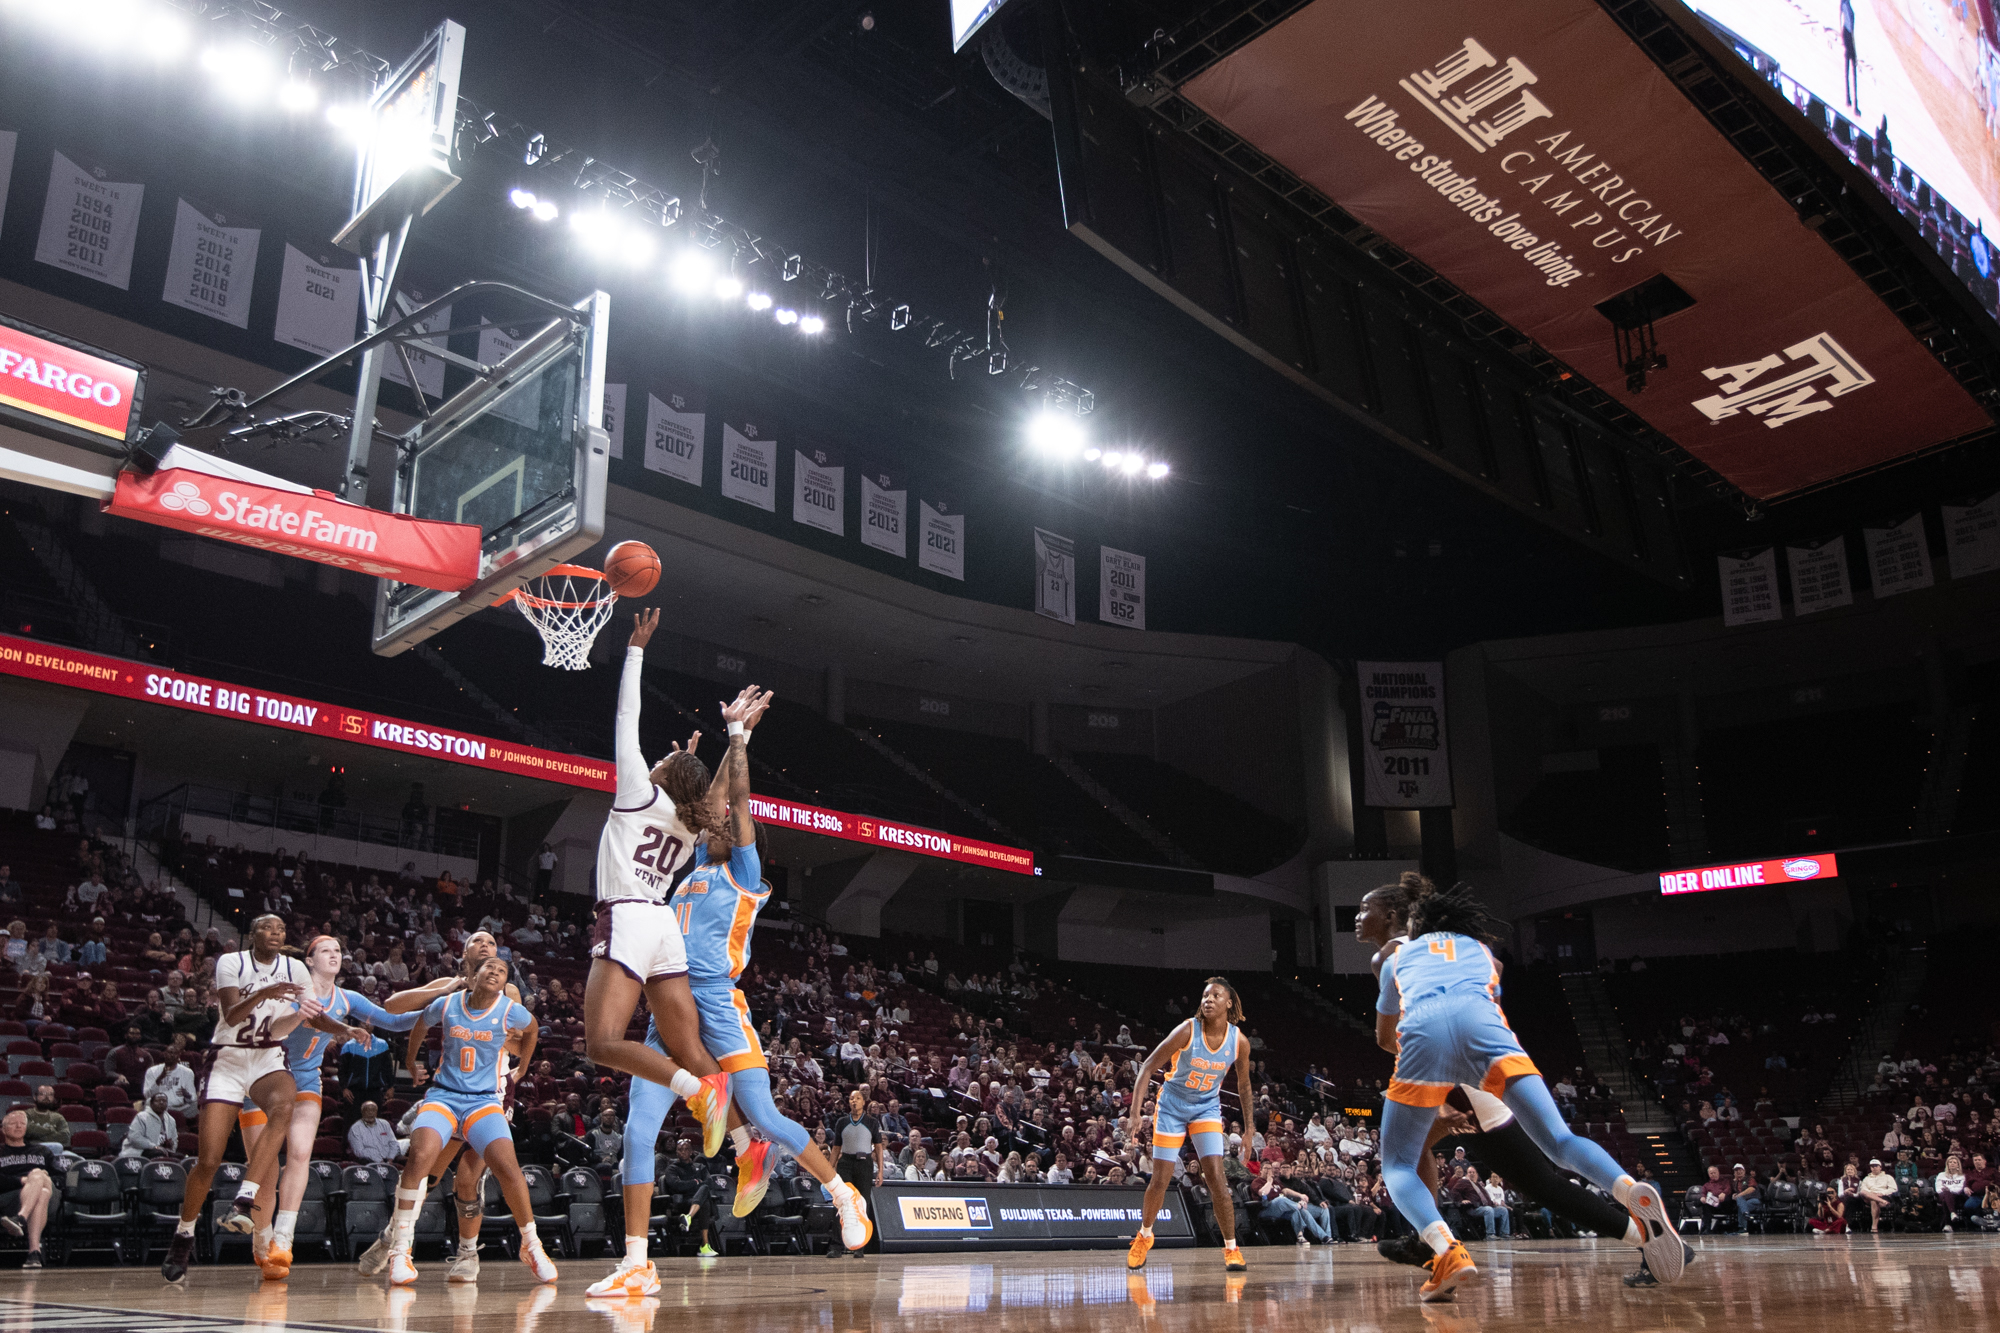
[35,152,144,290]
[1358,661,1453,807]
[161,200,259,329]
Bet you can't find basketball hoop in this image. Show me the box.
[500,564,617,670]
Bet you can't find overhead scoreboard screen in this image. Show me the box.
[1679,1,1999,326]
[951,0,1013,52]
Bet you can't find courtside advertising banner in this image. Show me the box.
[35,151,143,290]
[644,387,704,485]
[107,445,479,590]
[161,200,260,329]
[874,1182,1192,1252]
[1178,0,1990,498]
[721,420,776,511]
[0,313,143,446]
[745,794,1034,876]
[1660,853,1839,896]
[1359,660,1453,808]
[272,244,361,357]
[0,633,614,791]
[859,462,907,558]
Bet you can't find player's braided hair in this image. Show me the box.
[1404,879,1503,948]
[658,752,726,839]
[1202,975,1246,1024]
[1370,870,1432,926]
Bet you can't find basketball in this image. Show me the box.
[604,540,661,598]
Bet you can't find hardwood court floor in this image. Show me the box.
[0,1236,1986,1333]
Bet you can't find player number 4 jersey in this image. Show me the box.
[211,951,308,1049]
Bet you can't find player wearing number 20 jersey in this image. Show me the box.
[592,642,703,982]
[203,948,310,1106]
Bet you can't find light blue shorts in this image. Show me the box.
[692,985,765,1073]
[1388,996,1538,1108]
[411,1088,511,1156]
[1153,1096,1227,1161]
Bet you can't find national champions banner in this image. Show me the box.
[1358,660,1453,808]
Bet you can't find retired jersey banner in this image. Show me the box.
[859,463,907,558]
[919,495,965,580]
[378,292,449,401]
[161,200,259,329]
[643,388,704,485]
[721,421,776,511]
[601,382,627,460]
[1943,495,2000,581]
[1660,853,1839,896]
[1785,537,1852,617]
[1033,528,1076,625]
[1718,549,1781,626]
[108,445,479,590]
[792,445,845,536]
[273,244,360,358]
[1177,0,1989,498]
[1864,515,1934,599]
[1359,661,1453,808]
[1099,546,1146,629]
[35,152,143,290]
[745,793,1034,875]
[0,632,614,792]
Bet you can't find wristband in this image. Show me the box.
[727,721,747,739]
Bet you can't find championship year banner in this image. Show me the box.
[1358,660,1453,808]
[378,291,449,400]
[1943,494,2000,581]
[859,463,907,558]
[721,421,776,511]
[643,389,703,484]
[0,633,614,792]
[874,1181,1193,1252]
[1864,514,1934,598]
[272,244,360,358]
[919,495,964,580]
[792,445,844,536]
[1099,545,1145,629]
[744,794,1034,876]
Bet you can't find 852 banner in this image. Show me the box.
[1358,661,1453,808]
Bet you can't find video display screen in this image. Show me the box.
[1681,1,1999,321]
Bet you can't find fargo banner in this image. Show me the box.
[1358,660,1453,808]
[873,1182,1195,1253]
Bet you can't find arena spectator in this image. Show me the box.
[1478,1170,1513,1238]
[1733,1167,1763,1232]
[1857,1159,1900,1232]
[34,924,68,966]
[107,1026,151,1088]
[339,1033,395,1107]
[590,1109,623,1167]
[77,918,108,967]
[120,1093,179,1160]
[12,974,52,1028]
[143,1044,198,1116]
[22,1088,67,1150]
[0,1107,57,1267]
[348,1102,401,1164]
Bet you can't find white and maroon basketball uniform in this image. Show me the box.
[592,645,703,981]
[203,949,309,1105]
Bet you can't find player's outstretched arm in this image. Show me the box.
[406,1012,433,1086]
[615,610,661,807]
[380,973,461,1015]
[342,990,424,1034]
[721,684,773,847]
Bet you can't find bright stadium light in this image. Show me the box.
[1146,461,1170,479]
[325,102,369,141]
[669,249,714,294]
[799,314,826,334]
[1120,452,1144,476]
[201,43,275,100]
[714,275,743,300]
[1027,412,1085,458]
[277,79,318,112]
[509,188,537,210]
[141,10,189,60]
[1082,447,1101,462]
[774,308,799,326]
[746,292,773,311]
[1099,450,1122,469]
[620,231,655,266]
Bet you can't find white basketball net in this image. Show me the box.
[506,565,618,670]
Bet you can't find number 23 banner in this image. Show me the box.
[1359,661,1453,808]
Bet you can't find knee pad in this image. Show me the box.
[458,1195,483,1220]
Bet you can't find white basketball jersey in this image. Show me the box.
[596,788,700,903]
[211,950,307,1048]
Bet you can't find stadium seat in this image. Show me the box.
[134,1158,189,1265]
[56,1160,128,1264]
[68,1128,110,1159]
[4,1040,40,1075]
[340,1164,393,1258]
[294,1161,341,1260]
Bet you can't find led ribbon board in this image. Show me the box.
[747,793,1035,875]
[0,313,143,452]
[1659,853,1840,896]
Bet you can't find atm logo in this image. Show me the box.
[1691,334,1874,429]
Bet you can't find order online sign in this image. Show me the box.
[1659,853,1839,895]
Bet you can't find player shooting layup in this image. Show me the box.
[582,608,767,1154]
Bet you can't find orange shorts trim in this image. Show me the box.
[295,1091,322,1107]
[1480,1054,1539,1096]
[1152,1131,1186,1150]
[461,1105,503,1134]
[719,1052,765,1074]
[416,1101,460,1132]
[1385,1078,1453,1108]
[1187,1119,1224,1137]
[237,1109,268,1129]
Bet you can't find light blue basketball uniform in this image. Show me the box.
[670,841,770,1072]
[238,986,419,1123]
[410,991,531,1156]
[1151,1021,1238,1161]
[1376,932,1537,1107]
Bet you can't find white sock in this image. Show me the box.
[625,1235,648,1265]
[256,1224,273,1244]
[1421,1221,1455,1257]
[176,1219,196,1238]
[1623,1218,1644,1246]
[730,1126,752,1154]
[273,1210,298,1249]
[236,1180,261,1202]
[670,1069,703,1099]
[1611,1174,1637,1208]
[1137,1225,1153,1239]
[520,1221,540,1250]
